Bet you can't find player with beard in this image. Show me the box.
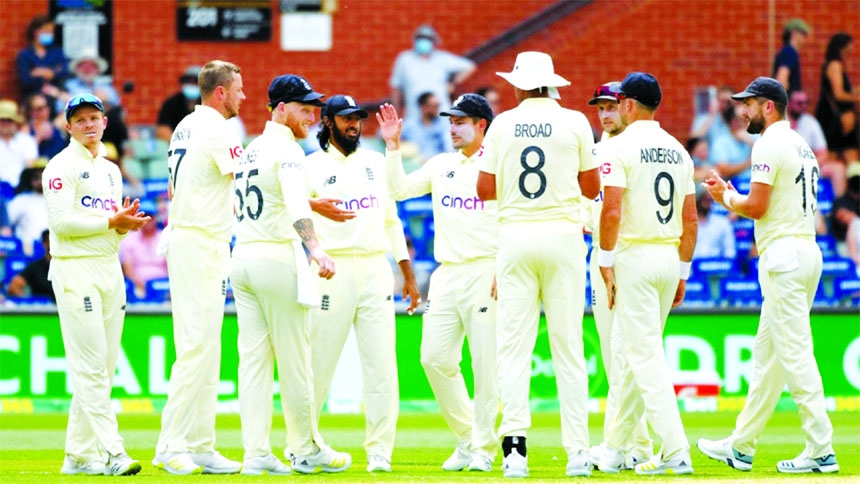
[699,77,839,474]
[303,95,421,473]
[382,94,500,472]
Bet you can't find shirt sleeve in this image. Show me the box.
[386,149,432,201]
[384,199,410,262]
[42,161,109,237]
[601,141,627,189]
[578,116,598,172]
[478,123,498,175]
[389,52,406,90]
[204,126,241,176]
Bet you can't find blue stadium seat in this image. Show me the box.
[3,257,30,284]
[817,177,834,216]
[719,278,761,306]
[813,280,835,307]
[399,195,433,219]
[834,277,860,305]
[0,181,14,200]
[143,178,170,199]
[144,277,171,302]
[816,235,837,258]
[682,278,714,308]
[822,258,855,279]
[0,236,24,258]
[692,258,736,279]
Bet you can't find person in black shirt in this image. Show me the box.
[156,65,201,141]
[6,229,54,300]
[772,18,810,94]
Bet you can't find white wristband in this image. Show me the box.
[723,190,738,209]
[680,261,692,280]
[597,249,615,267]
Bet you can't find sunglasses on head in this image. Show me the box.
[593,82,622,100]
[66,93,104,113]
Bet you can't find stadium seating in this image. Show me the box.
[817,177,834,216]
[816,235,837,258]
[0,236,24,258]
[3,257,30,285]
[834,277,860,305]
[682,277,714,308]
[822,258,856,279]
[719,278,762,307]
[144,277,171,303]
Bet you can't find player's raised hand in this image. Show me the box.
[376,103,402,150]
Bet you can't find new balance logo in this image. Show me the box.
[221,280,227,296]
[325,176,337,185]
[478,307,488,313]
[80,171,90,179]
[83,296,93,312]
[321,295,330,310]
[366,167,374,181]
[591,289,596,305]
[386,295,392,301]
[446,170,455,178]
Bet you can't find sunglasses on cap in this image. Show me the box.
[593,83,622,99]
[65,93,104,120]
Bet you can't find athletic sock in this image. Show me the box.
[502,436,527,457]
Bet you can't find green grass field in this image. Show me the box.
[1,411,858,482]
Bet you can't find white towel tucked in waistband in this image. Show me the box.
[156,224,173,256]
[292,240,320,308]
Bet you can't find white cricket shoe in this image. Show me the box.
[241,453,291,475]
[152,451,203,475]
[291,445,351,474]
[588,443,605,468]
[597,445,624,474]
[467,454,492,472]
[697,438,752,471]
[502,449,528,478]
[777,453,839,473]
[635,451,693,475]
[105,453,142,476]
[442,444,473,471]
[190,450,241,474]
[566,450,592,477]
[60,455,105,475]
[366,454,391,472]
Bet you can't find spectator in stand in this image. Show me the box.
[772,18,811,94]
[690,85,734,149]
[5,229,54,301]
[814,32,860,165]
[475,86,502,115]
[26,93,67,161]
[390,24,475,125]
[401,92,454,163]
[52,49,121,117]
[788,90,845,197]
[692,191,735,260]
[6,166,49,257]
[832,163,860,256]
[847,218,860,278]
[15,15,70,102]
[710,105,754,181]
[0,99,39,188]
[156,66,202,142]
[119,200,167,298]
[686,136,710,182]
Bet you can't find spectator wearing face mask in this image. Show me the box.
[15,15,70,101]
[389,24,475,126]
[156,65,202,141]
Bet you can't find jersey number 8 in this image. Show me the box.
[518,146,547,199]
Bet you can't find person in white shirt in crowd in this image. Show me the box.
[692,190,736,260]
[6,167,49,257]
[0,99,39,188]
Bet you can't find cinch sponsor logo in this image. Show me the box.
[336,194,379,210]
[81,195,117,211]
[751,163,770,173]
[441,194,485,211]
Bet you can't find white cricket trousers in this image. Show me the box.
[421,259,498,460]
[730,237,833,458]
[231,243,324,458]
[590,256,651,457]
[51,256,127,461]
[157,227,230,454]
[606,243,688,460]
[311,253,397,459]
[496,223,589,458]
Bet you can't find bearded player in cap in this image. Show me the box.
[585,82,653,470]
[304,94,421,473]
[154,60,245,475]
[231,74,351,475]
[476,51,600,478]
[698,77,839,474]
[379,94,499,472]
[595,72,697,475]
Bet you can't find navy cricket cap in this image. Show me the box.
[268,74,324,107]
[619,72,662,108]
[322,95,368,119]
[588,81,623,105]
[731,77,788,105]
[65,93,105,121]
[441,94,494,121]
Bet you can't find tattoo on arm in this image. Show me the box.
[293,218,319,247]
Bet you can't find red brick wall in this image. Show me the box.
[2,0,858,140]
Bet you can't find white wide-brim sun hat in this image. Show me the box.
[496,51,570,98]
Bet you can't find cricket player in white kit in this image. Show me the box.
[304,95,421,473]
[699,77,839,474]
[381,95,500,472]
[585,82,653,469]
[596,72,698,476]
[154,60,245,475]
[231,74,351,475]
[44,93,147,476]
[476,51,600,478]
